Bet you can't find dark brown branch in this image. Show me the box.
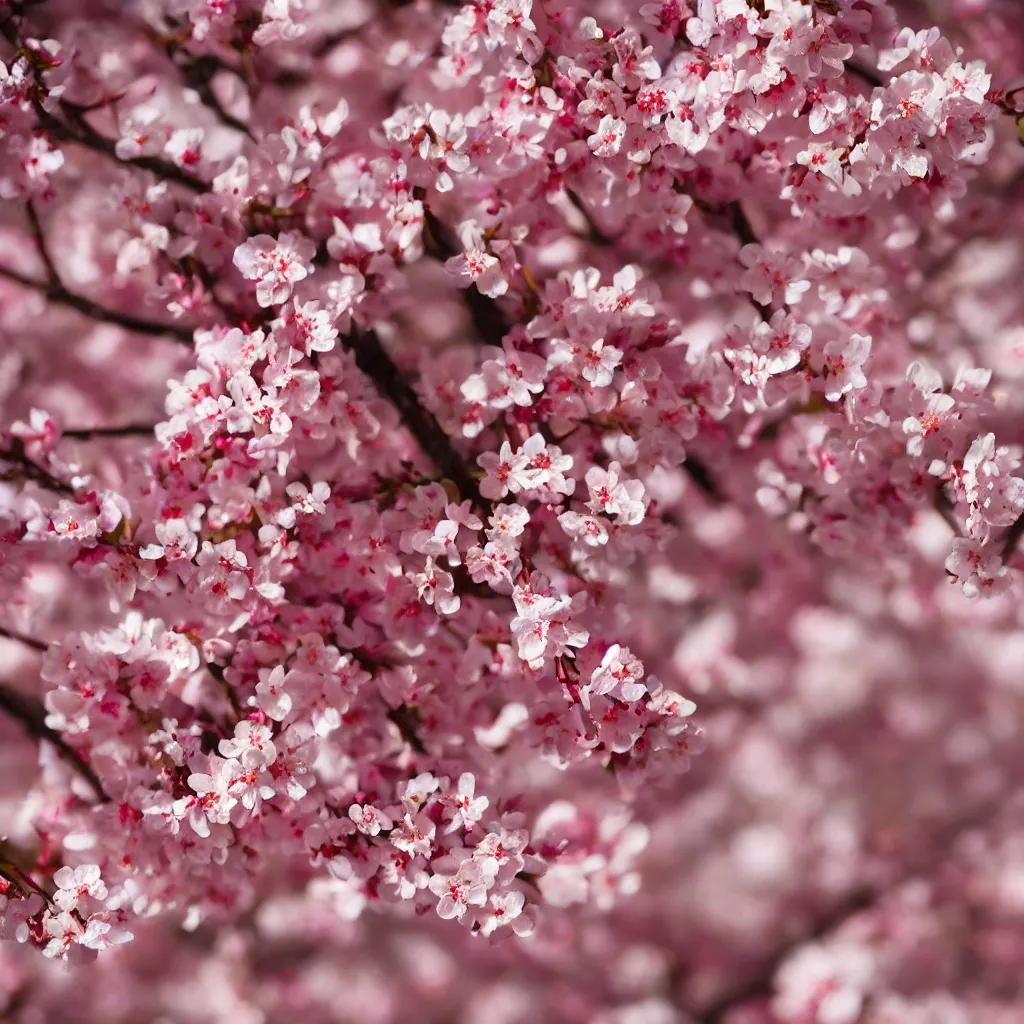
[0,439,76,496]
[0,681,109,802]
[61,424,158,440]
[311,25,362,59]
[182,64,252,139]
[691,796,1005,1022]
[0,624,48,652]
[682,455,723,502]
[420,204,511,347]
[727,200,760,249]
[266,25,365,87]
[566,188,618,247]
[25,200,58,285]
[845,61,884,90]
[387,704,428,755]
[727,201,774,321]
[935,488,961,537]
[161,43,254,139]
[342,325,482,504]
[693,887,874,1023]
[464,285,513,350]
[1001,512,1024,562]
[0,265,195,343]
[34,101,210,195]
[9,12,207,194]
[205,660,242,720]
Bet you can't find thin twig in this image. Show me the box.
[0,265,195,343]
[6,14,208,192]
[1000,512,1024,562]
[25,200,58,285]
[34,101,210,195]
[61,424,158,440]
[420,204,511,347]
[0,624,48,652]
[161,43,254,139]
[690,795,1005,1022]
[0,439,76,496]
[0,681,109,802]
[10,8,209,195]
[184,64,253,139]
[565,188,618,247]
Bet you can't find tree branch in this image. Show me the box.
[727,201,774,321]
[0,682,108,802]
[690,795,1006,1022]
[387,704,428,755]
[845,61,884,90]
[420,203,511,347]
[35,100,211,195]
[7,10,207,193]
[205,659,242,720]
[0,624,48,652]
[160,42,255,139]
[0,439,76,496]
[0,265,195,343]
[565,188,618,247]
[682,455,724,502]
[61,424,158,440]
[0,626,109,801]
[342,325,482,505]
[727,200,760,249]
[1001,512,1024,562]
[25,200,58,285]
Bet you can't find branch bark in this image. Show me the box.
[61,424,159,440]
[0,625,48,652]
[0,682,109,803]
[0,440,76,496]
[35,100,211,195]
[0,265,195,344]
[420,204,511,348]
[342,324,482,505]
[689,795,1006,1022]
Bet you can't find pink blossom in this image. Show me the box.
[590,644,646,702]
[444,772,489,832]
[1,0,1024,1012]
[444,248,509,298]
[233,232,316,308]
[588,115,627,157]
[413,556,461,615]
[219,720,277,769]
[428,862,489,921]
[52,865,107,912]
[348,802,393,837]
[584,462,647,526]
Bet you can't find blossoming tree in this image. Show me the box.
[2,0,1024,1019]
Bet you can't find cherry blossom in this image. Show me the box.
[52,865,106,913]
[233,232,316,308]
[1,0,1024,1019]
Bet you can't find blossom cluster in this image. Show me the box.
[1,0,1024,1020]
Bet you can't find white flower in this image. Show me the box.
[233,231,316,307]
[53,865,107,911]
[588,115,627,157]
